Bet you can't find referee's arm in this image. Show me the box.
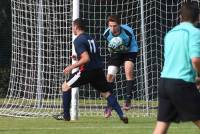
[193,57,200,90]
[192,58,200,73]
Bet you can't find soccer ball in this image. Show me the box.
[108,37,128,53]
[108,37,123,49]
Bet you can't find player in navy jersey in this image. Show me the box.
[103,15,138,118]
[53,18,128,124]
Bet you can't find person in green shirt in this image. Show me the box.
[153,1,200,134]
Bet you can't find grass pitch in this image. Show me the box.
[0,116,199,134]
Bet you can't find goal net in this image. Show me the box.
[0,0,192,117]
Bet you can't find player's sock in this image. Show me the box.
[62,90,71,120]
[104,82,115,118]
[107,82,115,107]
[107,94,123,118]
[126,80,134,101]
[108,82,115,93]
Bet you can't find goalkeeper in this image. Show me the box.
[53,18,128,124]
[103,15,138,118]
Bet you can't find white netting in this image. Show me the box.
[0,0,72,117]
[77,0,183,117]
[1,0,196,117]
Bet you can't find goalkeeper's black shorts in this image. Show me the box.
[108,52,137,67]
[157,78,200,123]
[66,68,110,92]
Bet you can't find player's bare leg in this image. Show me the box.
[107,74,115,83]
[123,61,134,111]
[153,121,170,134]
[193,120,200,128]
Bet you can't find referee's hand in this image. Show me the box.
[196,77,200,90]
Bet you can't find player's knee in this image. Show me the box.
[107,74,114,82]
[125,70,134,80]
[124,62,134,80]
[125,73,133,80]
[62,81,70,92]
[107,66,118,82]
[101,91,111,98]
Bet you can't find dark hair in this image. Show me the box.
[180,1,199,23]
[73,18,87,31]
[107,15,121,25]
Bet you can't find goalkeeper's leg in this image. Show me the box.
[123,60,135,111]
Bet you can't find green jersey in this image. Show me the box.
[161,22,200,82]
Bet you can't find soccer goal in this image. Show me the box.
[0,0,192,118]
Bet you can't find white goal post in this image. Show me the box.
[0,0,198,118]
[71,0,79,121]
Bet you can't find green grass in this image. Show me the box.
[0,116,199,134]
[0,98,158,106]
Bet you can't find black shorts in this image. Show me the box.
[157,78,200,123]
[67,68,110,93]
[108,52,137,67]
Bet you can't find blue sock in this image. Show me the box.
[63,90,71,118]
[107,94,124,118]
[107,82,115,108]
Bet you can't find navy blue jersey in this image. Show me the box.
[74,33,103,71]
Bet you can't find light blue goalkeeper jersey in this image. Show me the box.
[161,22,200,82]
[103,24,138,52]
